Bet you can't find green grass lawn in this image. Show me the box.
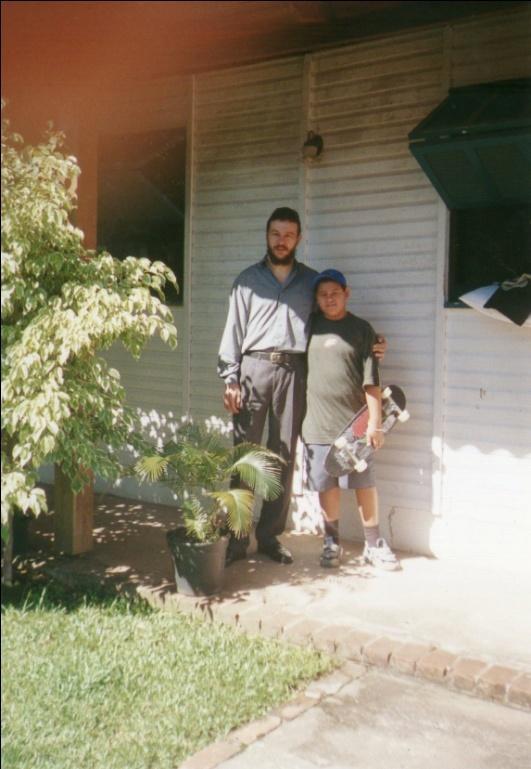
[2,581,334,769]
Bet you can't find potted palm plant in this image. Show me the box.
[135,419,282,596]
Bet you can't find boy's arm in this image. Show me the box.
[372,335,387,361]
[364,385,384,450]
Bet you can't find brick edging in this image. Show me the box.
[38,568,531,713]
[37,567,531,769]
[178,663,364,769]
[142,587,531,714]
[177,651,531,769]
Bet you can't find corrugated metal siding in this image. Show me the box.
[190,58,305,418]
[307,29,444,543]
[439,7,531,556]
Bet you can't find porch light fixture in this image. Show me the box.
[302,130,324,160]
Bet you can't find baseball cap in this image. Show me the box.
[312,268,347,290]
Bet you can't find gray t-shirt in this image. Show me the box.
[302,312,380,444]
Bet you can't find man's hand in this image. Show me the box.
[373,334,387,361]
[223,383,242,414]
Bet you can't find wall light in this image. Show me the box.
[302,130,324,160]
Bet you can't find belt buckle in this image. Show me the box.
[270,352,284,364]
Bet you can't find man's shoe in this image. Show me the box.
[257,538,293,565]
[363,538,400,571]
[320,536,342,568]
[225,541,248,566]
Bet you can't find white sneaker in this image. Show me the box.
[320,536,343,568]
[363,538,400,571]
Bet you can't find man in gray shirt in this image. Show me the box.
[218,207,385,565]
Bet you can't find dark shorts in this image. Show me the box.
[304,443,376,492]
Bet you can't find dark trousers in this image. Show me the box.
[233,354,306,544]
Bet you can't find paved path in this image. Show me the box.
[189,667,531,769]
[30,493,531,668]
[25,493,531,710]
[21,492,531,769]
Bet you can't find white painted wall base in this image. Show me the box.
[289,490,531,576]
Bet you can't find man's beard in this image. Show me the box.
[267,244,297,266]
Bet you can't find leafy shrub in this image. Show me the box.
[1,111,177,536]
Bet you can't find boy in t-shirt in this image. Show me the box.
[302,269,400,570]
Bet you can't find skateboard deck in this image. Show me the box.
[324,385,409,477]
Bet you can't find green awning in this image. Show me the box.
[408,79,531,210]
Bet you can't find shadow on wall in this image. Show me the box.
[35,371,530,568]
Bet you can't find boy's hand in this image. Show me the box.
[372,334,387,360]
[366,422,384,450]
[224,383,242,414]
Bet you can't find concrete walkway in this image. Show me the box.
[204,667,531,769]
[18,492,531,768]
[22,492,531,684]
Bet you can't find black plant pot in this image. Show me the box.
[166,527,229,596]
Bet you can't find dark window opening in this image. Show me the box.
[447,205,531,305]
[97,128,186,305]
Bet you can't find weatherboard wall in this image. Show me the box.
[434,9,531,564]
[99,7,531,562]
[189,56,306,418]
[302,27,446,552]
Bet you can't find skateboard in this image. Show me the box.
[324,385,409,477]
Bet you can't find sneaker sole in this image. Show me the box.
[363,557,401,571]
[320,548,343,568]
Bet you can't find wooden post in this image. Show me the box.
[51,113,99,555]
[54,466,94,554]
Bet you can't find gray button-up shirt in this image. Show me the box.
[218,257,318,384]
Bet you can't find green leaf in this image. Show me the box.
[134,455,169,483]
[182,496,218,543]
[229,450,283,501]
[1,117,178,519]
[206,489,254,537]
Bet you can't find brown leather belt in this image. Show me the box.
[245,351,305,364]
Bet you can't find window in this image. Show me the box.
[447,204,531,304]
[97,128,186,304]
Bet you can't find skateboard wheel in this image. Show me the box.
[355,459,368,473]
[398,409,410,423]
[335,436,347,449]
[382,386,392,399]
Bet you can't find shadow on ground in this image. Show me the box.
[13,488,388,602]
[8,487,531,670]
